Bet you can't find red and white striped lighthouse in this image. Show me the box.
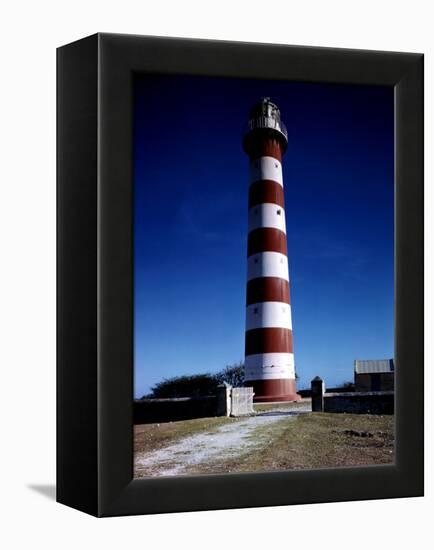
[243,98,301,403]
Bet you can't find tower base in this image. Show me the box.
[246,378,301,403]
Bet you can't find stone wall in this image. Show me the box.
[134,385,255,424]
[298,385,354,398]
[324,391,394,414]
[311,377,394,415]
[133,396,217,424]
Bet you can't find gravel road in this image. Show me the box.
[134,406,310,478]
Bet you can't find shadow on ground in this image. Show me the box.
[256,410,310,417]
[27,484,56,500]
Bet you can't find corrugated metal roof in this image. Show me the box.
[354,359,394,374]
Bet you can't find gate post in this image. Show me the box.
[216,383,232,416]
[311,376,325,412]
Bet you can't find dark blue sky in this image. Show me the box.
[133,74,394,398]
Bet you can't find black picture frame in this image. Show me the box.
[57,33,424,517]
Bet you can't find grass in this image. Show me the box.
[193,413,394,475]
[134,407,394,477]
[134,415,242,456]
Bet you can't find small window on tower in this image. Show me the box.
[275,162,278,168]
[253,307,259,314]
[254,258,259,264]
[276,209,281,216]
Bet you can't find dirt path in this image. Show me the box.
[134,406,310,478]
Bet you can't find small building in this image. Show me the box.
[354,359,394,392]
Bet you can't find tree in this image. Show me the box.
[144,362,246,399]
[215,362,245,387]
[336,380,355,391]
[149,373,218,398]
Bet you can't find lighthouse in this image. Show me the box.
[243,98,300,403]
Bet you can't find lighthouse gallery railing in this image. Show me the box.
[247,116,288,140]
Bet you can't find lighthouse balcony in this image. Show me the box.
[246,116,288,141]
[243,115,288,154]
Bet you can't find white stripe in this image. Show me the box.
[247,252,289,281]
[246,301,292,330]
[245,353,295,381]
[248,203,286,234]
[250,156,283,186]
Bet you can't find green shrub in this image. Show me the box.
[146,362,245,398]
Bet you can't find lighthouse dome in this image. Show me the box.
[243,97,288,154]
[249,97,281,122]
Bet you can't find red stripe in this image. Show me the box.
[246,277,290,306]
[249,180,285,209]
[246,137,283,162]
[245,379,299,402]
[248,227,287,257]
[245,328,293,355]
